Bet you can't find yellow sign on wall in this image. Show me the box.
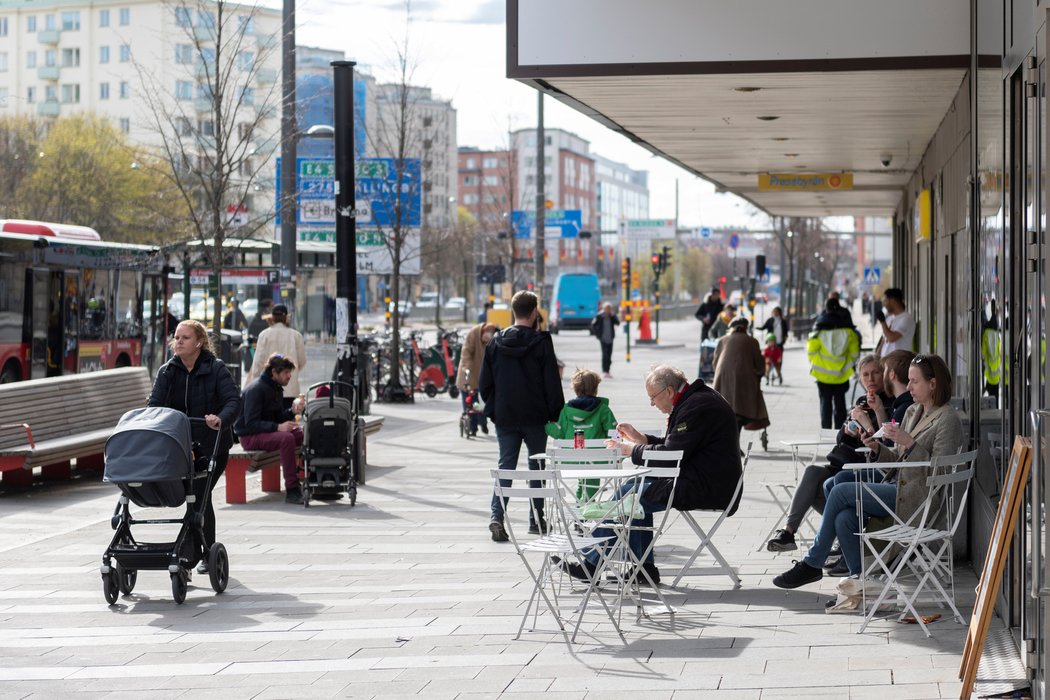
[758,173,854,191]
[914,188,931,242]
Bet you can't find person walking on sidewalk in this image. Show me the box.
[455,321,499,436]
[480,290,565,542]
[694,288,723,342]
[808,298,860,429]
[590,302,620,378]
[713,316,769,436]
[235,354,307,504]
[245,303,306,410]
[147,320,241,574]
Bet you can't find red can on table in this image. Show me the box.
[574,429,585,449]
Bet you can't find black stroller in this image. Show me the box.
[101,406,229,605]
[301,381,363,507]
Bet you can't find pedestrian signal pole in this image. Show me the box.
[622,257,631,363]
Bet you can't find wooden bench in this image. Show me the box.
[0,367,153,487]
[223,415,385,503]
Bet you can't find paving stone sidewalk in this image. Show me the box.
[0,317,984,698]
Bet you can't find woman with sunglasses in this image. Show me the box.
[773,353,963,589]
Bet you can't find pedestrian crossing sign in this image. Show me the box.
[863,267,881,286]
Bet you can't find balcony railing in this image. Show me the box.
[37,29,60,45]
[37,100,61,117]
[37,66,60,81]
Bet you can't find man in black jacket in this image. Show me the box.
[480,290,565,542]
[234,354,306,503]
[563,365,742,584]
[694,288,724,341]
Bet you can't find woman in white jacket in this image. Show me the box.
[245,304,307,408]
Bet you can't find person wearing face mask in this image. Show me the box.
[480,290,565,542]
[455,321,500,436]
[147,320,241,574]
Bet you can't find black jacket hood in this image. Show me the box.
[491,325,547,358]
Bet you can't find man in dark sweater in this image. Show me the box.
[234,353,306,503]
[563,365,742,584]
[479,290,565,542]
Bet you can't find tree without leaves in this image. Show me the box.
[134,0,283,328]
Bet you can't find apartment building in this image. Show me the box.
[457,147,518,232]
[511,127,596,230]
[593,154,649,233]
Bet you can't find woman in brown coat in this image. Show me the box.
[455,322,498,435]
[713,316,769,433]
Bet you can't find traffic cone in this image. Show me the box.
[637,307,655,344]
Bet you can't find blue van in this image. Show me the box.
[550,273,601,333]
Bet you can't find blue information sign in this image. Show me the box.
[511,209,582,239]
[729,233,740,249]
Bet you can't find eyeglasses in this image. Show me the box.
[647,385,668,403]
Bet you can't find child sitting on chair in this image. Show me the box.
[545,368,618,499]
[762,333,783,386]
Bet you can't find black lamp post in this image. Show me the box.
[332,60,358,404]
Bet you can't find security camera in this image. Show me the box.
[880,154,892,168]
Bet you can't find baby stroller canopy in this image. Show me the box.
[104,407,193,506]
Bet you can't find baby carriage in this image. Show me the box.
[698,338,718,382]
[301,380,362,507]
[101,406,229,605]
[459,368,483,439]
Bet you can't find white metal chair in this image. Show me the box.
[550,438,612,449]
[491,468,624,643]
[761,429,839,550]
[853,449,978,638]
[670,440,751,588]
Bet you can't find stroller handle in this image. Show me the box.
[186,417,229,469]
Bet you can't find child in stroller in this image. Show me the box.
[101,406,230,605]
[459,368,484,439]
[300,381,362,507]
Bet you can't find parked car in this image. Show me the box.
[388,299,412,317]
[445,297,466,310]
[415,292,440,308]
[549,272,601,333]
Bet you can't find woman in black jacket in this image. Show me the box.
[147,320,241,573]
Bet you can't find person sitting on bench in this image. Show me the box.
[234,354,306,504]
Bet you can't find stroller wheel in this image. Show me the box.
[448,385,460,400]
[424,383,438,398]
[171,571,187,604]
[349,486,357,507]
[116,562,137,596]
[207,543,229,594]
[102,568,119,605]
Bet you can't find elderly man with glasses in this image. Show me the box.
[561,364,743,584]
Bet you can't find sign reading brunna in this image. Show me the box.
[758,173,854,191]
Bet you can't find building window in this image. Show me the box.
[175,44,192,64]
[99,46,109,63]
[61,48,80,67]
[45,49,56,67]
[237,15,254,34]
[241,86,255,105]
[177,117,192,136]
[98,9,109,27]
[197,10,215,29]
[61,11,80,31]
[26,86,36,103]
[26,16,36,33]
[26,50,36,68]
[175,80,192,100]
[198,119,214,136]
[463,194,479,205]
[0,17,8,36]
[60,83,80,104]
[119,8,129,25]
[236,50,253,70]
[45,85,56,101]
[0,53,7,73]
[44,14,55,31]
[483,175,498,186]
[119,81,129,98]
[465,158,476,169]
[119,44,130,62]
[99,82,109,99]
[119,117,130,133]
[175,7,192,27]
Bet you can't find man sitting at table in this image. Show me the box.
[560,364,742,585]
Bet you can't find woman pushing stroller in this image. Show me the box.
[147,320,241,575]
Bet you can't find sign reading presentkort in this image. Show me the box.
[758,173,854,191]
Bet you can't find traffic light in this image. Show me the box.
[651,253,661,273]
[661,245,672,274]
[756,254,767,278]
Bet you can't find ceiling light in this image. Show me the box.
[734,86,762,93]
[784,153,799,158]
[757,115,779,121]
[771,137,790,142]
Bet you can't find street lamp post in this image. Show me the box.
[332,60,358,407]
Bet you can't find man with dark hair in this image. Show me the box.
[876,287,914,356]
[234,353,306,504]
[480,290,565,541]
[694,288,723,341]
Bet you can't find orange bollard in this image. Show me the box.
[637,307,655,344]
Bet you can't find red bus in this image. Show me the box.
[0,219,166,383]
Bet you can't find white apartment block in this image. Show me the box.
[594,154,649,232]
[511,127,596,230]
[0,0,282,218]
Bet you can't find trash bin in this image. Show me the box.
[211,328,243,385]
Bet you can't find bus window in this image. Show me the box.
[0,259,27,382]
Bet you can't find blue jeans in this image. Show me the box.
[584,480,667,567]
[823,467,884,500]
[491,424,548,526]
[803,481,896,575]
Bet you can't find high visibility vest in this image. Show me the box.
[807,328,860,385]
[981,328,1001,386]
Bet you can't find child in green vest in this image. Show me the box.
[545,368,619,499]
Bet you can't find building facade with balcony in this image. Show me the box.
[593,154,649,233]
[457,147,518,233]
